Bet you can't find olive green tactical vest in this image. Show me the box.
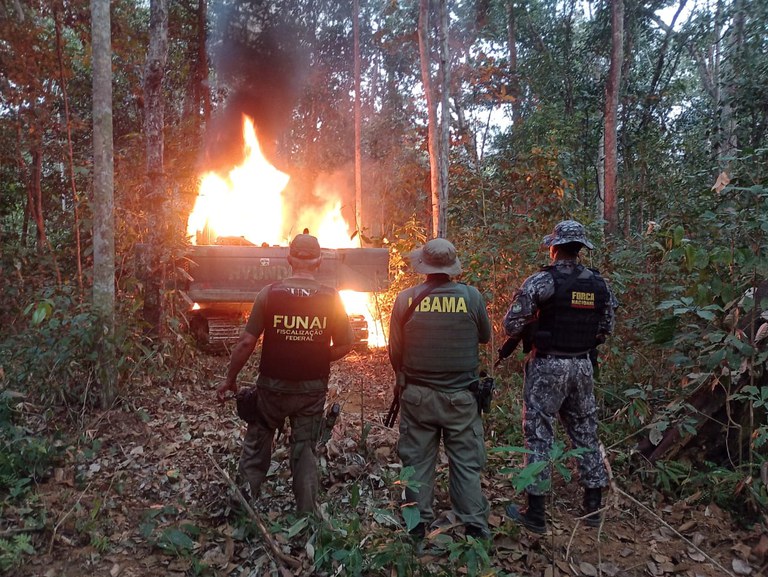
[402,283,480,373]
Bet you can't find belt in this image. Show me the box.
[534,352,589,360]
[406,377,437,388]
[406,377,472,391]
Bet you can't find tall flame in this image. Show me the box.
[187,117,289,245]
[187,115,386,346]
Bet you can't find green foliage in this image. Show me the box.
[140,505,201,557]
[298,465,430,576]
[89,532,111,554]
[0,534,35,573]
[493,441,589,494]
[0,391,60,500]
[651,460,692,494]
[393,466,423,532]
[0,280,187,414]
[445,536,493,577]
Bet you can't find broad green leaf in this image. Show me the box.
[673,225,685,246]
[286,516,309,538]
[158,528,195,551]
[696,309,716,321]
[402,504,421,531]
[372,508,400,527]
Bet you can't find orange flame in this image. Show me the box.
[187,115,385,347]
[187,117,289,245]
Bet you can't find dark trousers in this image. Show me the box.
[239,388,326,513]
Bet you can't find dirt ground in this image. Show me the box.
[6,348,768,577]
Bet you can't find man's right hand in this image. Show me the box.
[394,371,406,396]
[216,381,237,403]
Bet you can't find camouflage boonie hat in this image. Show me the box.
[542,220,595,250]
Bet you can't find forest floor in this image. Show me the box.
[7,348,768,577]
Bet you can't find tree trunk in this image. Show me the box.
[418,0,440,238]
[184,0,210,123]
[506,0,520,122]
[142,0,169,337]
[29,147,47,250]
[353,0,363,241]
[437,0,449,238]
[603,0,623,237]
[54,7,84,295]
[91,0,116,406]
[597,128,605,219]
[562,0,575,116]
[717,0,744,170]
[451,89,478,168]
[198,0,210,123]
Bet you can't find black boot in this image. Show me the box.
[408,522,426,541]
[583,487,603,527]
[506,494,546,534]
[465,524,491,540]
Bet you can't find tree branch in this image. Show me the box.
[207,454,302,571]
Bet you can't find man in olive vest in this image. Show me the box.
[503,220,617,533]
[389,238,492,541]
[216,233,353,514]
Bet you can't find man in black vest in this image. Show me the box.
[216,233,353,514]
[389,238,492,541]
[503,220,617,533]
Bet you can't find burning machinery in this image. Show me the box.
[182,241,389,349]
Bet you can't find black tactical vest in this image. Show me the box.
[402,283,480,373]
[535,265,609,354]
[259,282,336,380]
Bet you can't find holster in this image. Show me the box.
[235,386,261,424]
[469,373,495,414]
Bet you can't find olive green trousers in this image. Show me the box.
[397,384,489,532]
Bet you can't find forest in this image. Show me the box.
[0,0,766,575]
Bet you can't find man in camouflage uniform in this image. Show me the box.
[389,238,492,541]
[503,220,617,533]
[216,233,353,514]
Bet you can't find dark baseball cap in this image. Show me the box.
[289,234,322,259]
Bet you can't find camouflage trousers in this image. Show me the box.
[398,384,490,531]
[522,356,608,495]
[238,388,325,513]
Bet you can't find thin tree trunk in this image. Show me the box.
[507,0,520,122]
[452,90,478,168]
[437,0,449,238]
[198,0,210,123]
[603,0,623,237]
[418,0,440,238]
[353,0,363,240]
[142,0,169,337]
[718,0,744,169]
[16,120,30,246]
[639,0,687,133]
[30,148,47,251]
[92,0,116,406]
[29,146,63,283]
[597,129,605,220]
[54,7,84,295]
[562,0,575,116]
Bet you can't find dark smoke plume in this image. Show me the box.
[202,0,310,173]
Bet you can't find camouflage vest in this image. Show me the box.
[259,282,336,380]
[402,283,480,373]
